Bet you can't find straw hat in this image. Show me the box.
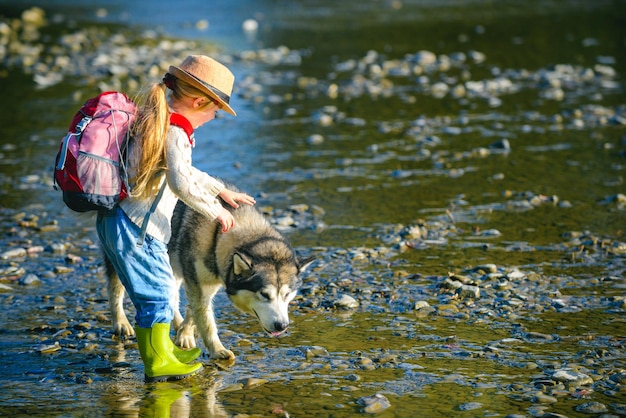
[168,55,236,116]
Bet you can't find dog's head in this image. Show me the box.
[225,250,314,337]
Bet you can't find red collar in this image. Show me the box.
[169,113,195,146]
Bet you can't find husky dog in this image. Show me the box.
[106,187,314,360]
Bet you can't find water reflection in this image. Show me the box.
[102,374,230,418]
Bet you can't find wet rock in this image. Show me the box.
[242,19,259,33]
[610,404,626,416]
[440,278,462,291]
[413,300,430,310]
[272,215,296,228]
[345,373,361,381]
[575,401,608,414]
[21,7,47,27]
[334,294,359,309]
[458,402,483,411]
[19,274,41,286]
[1,248,27,259]
[357,393,391,414]
[609,370,626,384]
[75,322,92,331]
[489,138,511,152]
[527,332,554,341]
[552,369,593,388]
[455,284,480,299]
[302,346,329,360]
[65,254,83,264]
[476,229,502,237]
[473,264,498,274]
[532,393,557,404]
[36,341,61,354]
[220,383,244,392]
[47,243,68,253]
[1,266,26,279]
[240,377,267,389]
[306,134,324,145]
[37,223,59,232]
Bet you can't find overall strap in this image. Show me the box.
[136,180,167,247]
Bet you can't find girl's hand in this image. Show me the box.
[219,189,256,209]
[216,207,235,233]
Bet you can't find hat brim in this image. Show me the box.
[169,65,236,116]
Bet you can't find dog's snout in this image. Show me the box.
[274,321,289,332]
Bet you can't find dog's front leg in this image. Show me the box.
[184,282,234,360]
[176,305,197,349]
[107,270,134,337]
[171,276,184,332]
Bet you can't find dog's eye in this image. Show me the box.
[259,291,271,301]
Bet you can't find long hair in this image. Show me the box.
[129,77,215,199]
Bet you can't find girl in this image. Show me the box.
[97,55,255,382]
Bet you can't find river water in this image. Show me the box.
[0,1,625,417]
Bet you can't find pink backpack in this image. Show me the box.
[54,91,137,212]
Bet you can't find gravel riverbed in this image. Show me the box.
[1,3,625,417]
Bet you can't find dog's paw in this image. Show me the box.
[211,348,235,360]
[112,320,135,338]
[175,331,197,349]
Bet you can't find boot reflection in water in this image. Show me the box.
[135,324,203,383]
[140,383,190,418]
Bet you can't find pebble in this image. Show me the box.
[455,284,480,299]
[240,377,268,389]
[575,401,608,414]
[334,294,359,309]
[532,393,558,404]
[458,402,483,411]
[36,341,61,354]
[302,346,329,360]
[307,134,324,145]
[610,404,626,415]
[414,300,430,310]
[19,274,41,286]
[552,369,594,388]
[357,394,391,414]
[242,19,259,33]
[1,248,27,259]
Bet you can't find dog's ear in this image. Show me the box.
[297,256,315,273]
[233,252,253,276]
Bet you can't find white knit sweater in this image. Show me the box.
[120,124,224,243]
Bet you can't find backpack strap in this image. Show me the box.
[54,115,93,173]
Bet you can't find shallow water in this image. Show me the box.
[1,0,625,417]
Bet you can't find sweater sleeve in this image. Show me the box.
[164,127,225,220]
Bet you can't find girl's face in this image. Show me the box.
[172,96,220,129]
[190,97,220,128]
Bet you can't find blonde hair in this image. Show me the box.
[130,77,216,199]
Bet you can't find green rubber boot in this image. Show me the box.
[135,324,203,383]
